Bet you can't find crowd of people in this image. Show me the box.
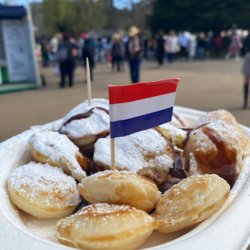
[37,26,146,87]
[36,28,250,109]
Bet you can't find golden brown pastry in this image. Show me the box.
[78,170,161,212]
[7,162,80,218]
[59,98,109,150]
[194,109,238,127]
[194,109,250,156]
[29,131,88,181]
[183,121,243,186]
[56,203,156,250]
[153,174,230,233]
[137,166,170,187]
[93,129,175,185]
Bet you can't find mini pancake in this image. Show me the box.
[153,174,230,233]
[78,170,161,212]
[194,109,250,157]
[93,129,175,185]
[56,203,156,250]
[59,98,109,150]
[7,162,80,218]
[29,131,88,181]
[183,121,243,186]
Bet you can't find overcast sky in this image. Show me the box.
[0,0,141,9]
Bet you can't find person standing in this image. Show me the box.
[165,30,178,63]
[126,26,143,83]
[82,32,95,82]
[178,31,189,60]
[196,32,207,60]
[57,33,77,88]
[241,32,250,109]
[225,31,242,60]
[156,31,165,66]
[111,33,124,72]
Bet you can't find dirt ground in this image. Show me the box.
[0,59,249,142]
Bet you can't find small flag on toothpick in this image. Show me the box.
[109,78,179,138]
[108,78,179,170]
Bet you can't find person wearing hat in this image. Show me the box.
[125,26,143,83]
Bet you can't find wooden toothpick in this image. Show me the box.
[111,138,116,171]
[86,57,92,106]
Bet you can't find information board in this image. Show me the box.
[2,19,36,83]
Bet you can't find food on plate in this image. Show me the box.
[156,123,187,148]
[29,131,88,181]
[78,170,161,212]
[153,174,230,233]
[7,162,80,218]
[183,121,243,186]
[93,128,176,184]
[56,203,156,250]
[4,104,250,250]
[194,109,250,157]
[194,109,239,127]
[59,98,109,150]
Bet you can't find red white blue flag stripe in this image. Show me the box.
[109,78,179,138]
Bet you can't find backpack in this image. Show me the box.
[55,45,69,62]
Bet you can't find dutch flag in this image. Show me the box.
[109,78,179,138]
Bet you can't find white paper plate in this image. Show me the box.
[1,106,250,250]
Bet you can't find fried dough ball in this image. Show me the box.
[153,174,230,233]
[183,121,243,186]
[7,162,80,218]
[78,170,161,212]
[56,203,156,250]
[29,131,88,181]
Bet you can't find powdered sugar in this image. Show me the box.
[207,121,238,141]
[94,129,174,172]
[58,203,134,228]
[1,107,250,250]
[7,162,80,207]
[190,121,238,153]
[64,99,109,121]
[60,99,110,137]
[191,129,215,152]
[60,108,109,137]
[159,123,187,140]
[29,131,86,181]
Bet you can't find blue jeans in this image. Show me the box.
[129,59,140,83]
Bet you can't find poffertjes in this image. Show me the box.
[59,98,110,150]
[78,170,161,212]
[153,174,230,233]
[7,162,80,218]
[183,121,243,186]
[193,109,250,157]
[29,131,88,181]
[56,203,156,250]
[93,129,176,186]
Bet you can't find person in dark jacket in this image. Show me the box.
[57,33,77,88]
[111,33,124,72]
[156,31,165,66]
[82,33,95,82]
[126,26,143,83]
[241,32,250,109]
